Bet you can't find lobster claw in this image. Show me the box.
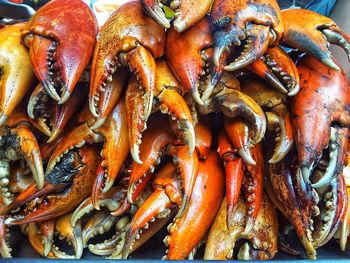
[5,145,100,225]
[21,0,98,104]
[248,46,300,96]
[204,194,278,260]
[282,9,350,71]
[0,23,35,126]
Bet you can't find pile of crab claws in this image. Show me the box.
[141,0,212,33]
[281,9,350,71]
[0,23,35,127]
[248,46,300,96]
[21,0,98,104]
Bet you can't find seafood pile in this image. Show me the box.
[1,0,350,260]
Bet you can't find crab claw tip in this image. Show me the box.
[0,115,8,127]
[58,90,71,105]
[130,145,143,164]
[238,148,256,166]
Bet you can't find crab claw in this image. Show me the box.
[292,56,350,185]
[165,151,225,260]
[0,216,11,258]
[124,163,180,258]
[282,9,350,71]
[127,116,175,202]
[204,194,278,260]
[3,124,44,189]
[155,59,195,155]
[72,186,126,226]
[27,82,88,142]
[28,223,56,258]
[142,0,212,33]
[248,46,300,96]
[5,146,100,225]
[218,130,244,228]
[0,23,35,126]
[89,69,129,130]
[312,175,347,248]
[212,88,266,148]
[166,17,223,105]
[224,24,271,71]
[47,99,128,193]
[266,150,317,259]
[21,0,98,103]
[39,220,55,257]
[224,118,255,165]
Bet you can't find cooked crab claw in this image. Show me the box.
[21,0,98,104]
[141,0,212,33]
[240,75,294,164]
[5,145,100,225]
[28,222,56,258]
[166,17,223,105]
[51,212,83,259]
[0,23,35,126]
[90,69,129,130]
[204,194,278,260]
[292,56,350,186]
[218,130,244,227]
[282,9,350,71]
[90,1,164,159]
[0,112,44,189]
[224,118,255,165]
[248,46,300,96]
[210,0,283,70]
[39,220,55,257]
[125,151,225,259]
[154,59,195,155]
[72,186,126,226]
[127,115,199,217]
[266,150,317,259]
[0,216,11,258]
[47,99,129,194]
[27,82,88,142]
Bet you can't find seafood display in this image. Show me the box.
[1,0,350,260]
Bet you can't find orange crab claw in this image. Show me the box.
[90,68,129,130]
[142,0,212,33]
[0,216,11,258]
[248,46,299,96]
[282,9,350,71]
[21,0,98,103]
[155,59,195,155]
[165,150,225,260]
[28,222,56,258]
[224,118,255,165]
[124,162,181,258]
[2,123,44,190]
[5,146,100,225]
[127,116,175,202]
[39,220,55,257]
[47,99,128,194]
[218,130,244,228]
[27,82,88,142]
[166,17,222,104]
[0,23,35,126]
[292,56,350,186]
